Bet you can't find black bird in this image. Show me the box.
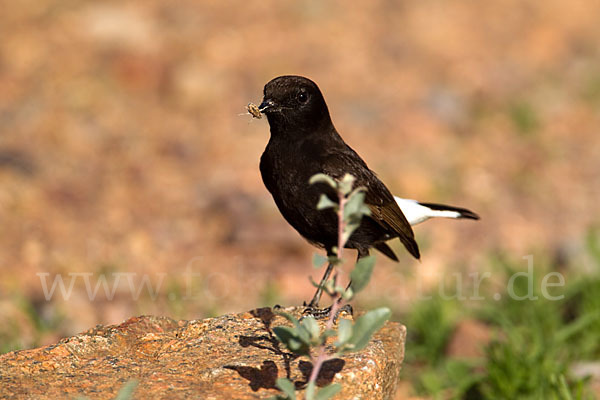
[257,75,478,309]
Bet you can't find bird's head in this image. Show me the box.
[259,75,332,137]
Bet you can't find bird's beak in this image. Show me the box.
[258,99,276,114]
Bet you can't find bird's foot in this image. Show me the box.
[301,303,353,321]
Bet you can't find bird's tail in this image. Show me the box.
[394,197,480,226]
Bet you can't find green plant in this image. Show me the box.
[403,249,600,400]
[269,173,391,400]
[76,379,138,400]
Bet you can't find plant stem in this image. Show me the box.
[307,191,348,386]
[336,192,347,272]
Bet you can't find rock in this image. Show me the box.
[0,307,406,399]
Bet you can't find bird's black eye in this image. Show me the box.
[297,90,308,103]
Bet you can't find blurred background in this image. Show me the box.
[1,0,599,398]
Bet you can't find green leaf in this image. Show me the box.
[344,307,391,353]
[273,326,310,356]
[321,328,337,341]
[312,253,328,268]
[301,316,320,344]
[308,275,322,289]
[344,191,366,220]
[309,173,337,189]
[555,310,600,343]
[335,318,353,347]
[115,380,138,400]
[328,255,341,265]
[334,285,346,295]
[341,227,352,245]
[324,279,335,296]
[359,204,371,216]
[350,255,375,294]
[338,173,356,195]
[305,381,316,400]
[275,378,297,400]
[349,186,368,200]
[342,221,361,245]
[315,383,342,400]
[557,374,574,400]
[316,194,337,210]
[309,276,335,296]
[272,326,299,346]
[341,286,354,300]
[296,323,311,345]
[276,311,301,330]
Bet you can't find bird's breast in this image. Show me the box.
[260,140,323,190]
[260,141,334,232]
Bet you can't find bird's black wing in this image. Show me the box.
[322,147,420,260]
[363,175,421,260]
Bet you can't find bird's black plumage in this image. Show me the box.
[258,75,420,261]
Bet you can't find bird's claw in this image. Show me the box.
[301,303,353,321]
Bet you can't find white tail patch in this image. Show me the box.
[394,197,463,226]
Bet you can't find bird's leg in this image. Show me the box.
[336,254,358,299]
[302,250,366,320]
[306,262,334,308]
[341,249,368,295]
[303,301,353,321]
[303,261,350,321]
